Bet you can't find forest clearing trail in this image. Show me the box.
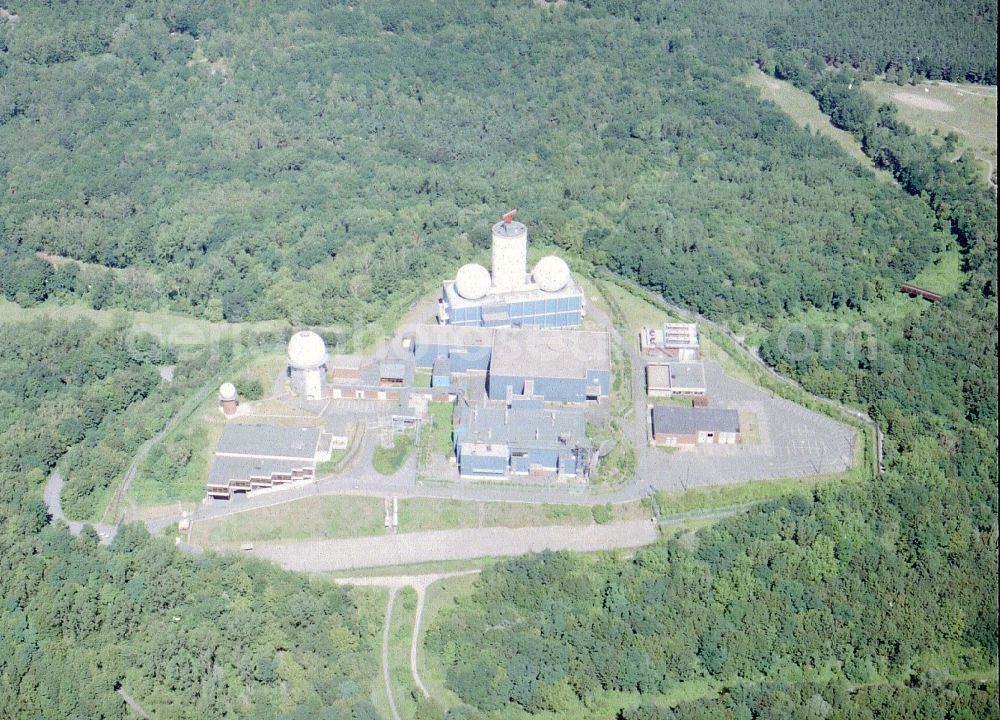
[335,570,482,701]
[382,588,401,720]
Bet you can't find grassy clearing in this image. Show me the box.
[769,245,964,334]
[743,68,887,177]
[373,432,416,475]
[190,495,386,546]
[655,473,846,516]
[398,497,650,533]
[0,297,292,345]
[863,78,997,177]
[650,395,695,407]
[417,402,454,467]
[327,557,495,580]
[315,449,347,475]
[190,495,651,546]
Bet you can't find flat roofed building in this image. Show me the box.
[215,424,321,460]
[329,354,365,381]
[487,328,611,403]
[639,323,700,361]
[646,364,672,397]
[651,406,740,446]
[208,423,322,499]
[453,403,588,479]
[669,362,706,394]
[413,325,495,373]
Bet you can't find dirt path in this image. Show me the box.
[116,687,150,719]
[382,588,402,720]
[335,570,482,702]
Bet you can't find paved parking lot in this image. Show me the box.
[640,361,856,490]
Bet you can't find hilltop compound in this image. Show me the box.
[437,212,586,328]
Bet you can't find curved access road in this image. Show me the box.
[43,472,118,542]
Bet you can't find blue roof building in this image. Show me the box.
[487,328,611,403]
[453,402,589,479]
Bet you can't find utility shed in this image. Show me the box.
[639,323,700,361]
[453,402,588,479]
[646,362,707,397]
[651,406,739,446]
[487,328,611,403]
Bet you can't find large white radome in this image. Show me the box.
[287,330,328,369]
[454,263,492,300]
[219,382,238,400]
[532,255,571,292]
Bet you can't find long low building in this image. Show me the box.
[207,424,326,499]
[651,406,740,446]
[453,401,588,479]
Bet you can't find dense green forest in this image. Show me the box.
[0,319,383,718]
[0,0,988,324]
[0,0,996,717]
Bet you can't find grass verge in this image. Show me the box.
[374,433,416,475]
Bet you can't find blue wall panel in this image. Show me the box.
[459,452,508,477]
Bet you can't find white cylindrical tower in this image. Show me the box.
[287,330,328,400]
[219,382,239,416]
[491,218,528,293]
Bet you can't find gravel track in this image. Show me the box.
[253,520,659,572]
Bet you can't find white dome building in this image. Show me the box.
[287,330,328,399]
[219,382,239,416]
[454,263,491,300]
[532,256,571,292]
